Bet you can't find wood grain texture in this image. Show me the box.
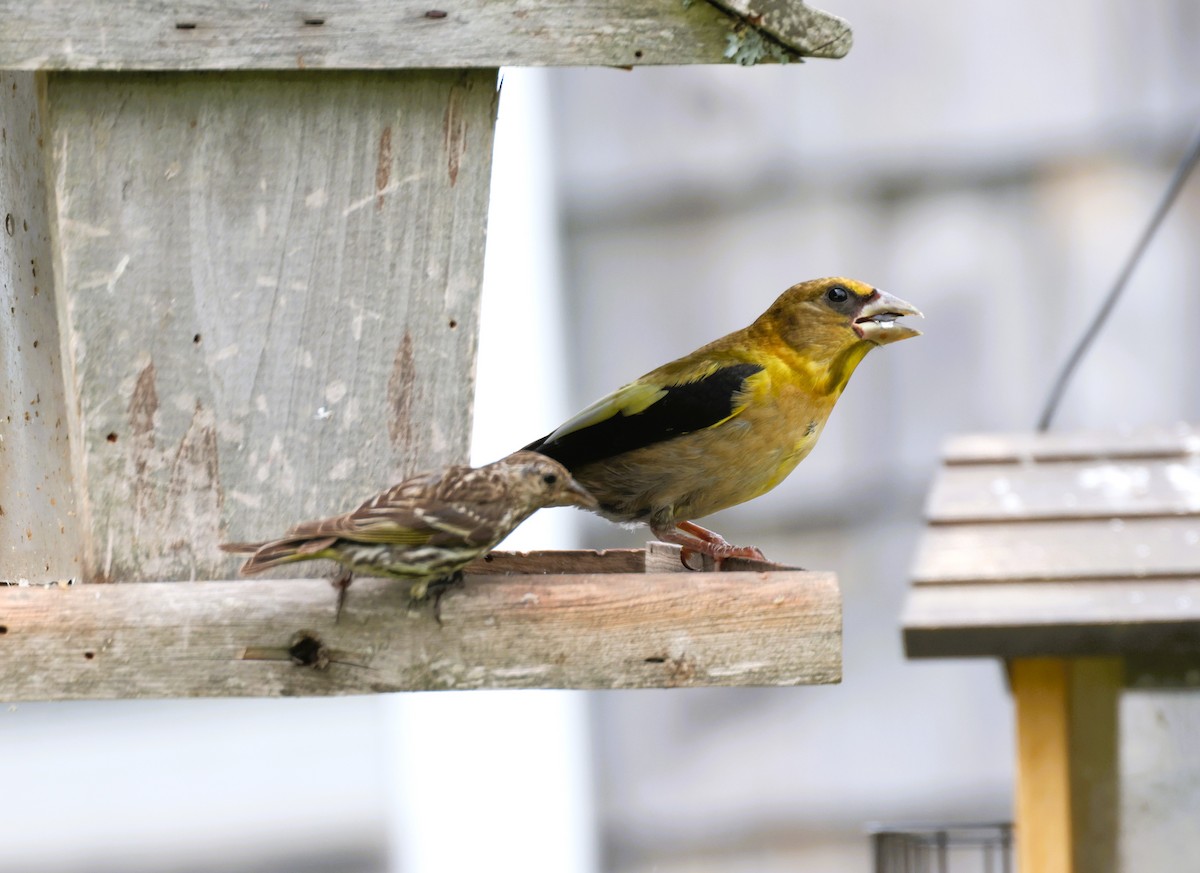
[926,457,1200,523]
[0,72,85,583]
[0,0,852,71]
[903,581,1200,658]
[913,518,1200,584]
[708,0,851,58]
[907,427,1200,657]
[467,548,648,575]
[45,70,496,583]
[942,424,1200,465]
[0,559,842,700]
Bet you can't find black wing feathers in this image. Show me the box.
[525,363,763,470]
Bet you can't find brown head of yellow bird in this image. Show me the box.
[221,451,597,616]
[523,277,921,562]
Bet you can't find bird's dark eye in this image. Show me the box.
[542,473,558,486]
[826,286,849,304]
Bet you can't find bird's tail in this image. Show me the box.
[219,536,338,575]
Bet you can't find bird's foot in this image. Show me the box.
[421,571,465,626]
[331,566,354,623]
[655,521,768,570]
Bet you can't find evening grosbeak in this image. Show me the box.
[524,277,922,563]
[221,451,597,616]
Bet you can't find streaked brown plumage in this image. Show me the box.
[221,451,597,615]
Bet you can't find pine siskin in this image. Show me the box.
[221,451,597,616]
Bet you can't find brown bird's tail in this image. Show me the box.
[218,536,338,575]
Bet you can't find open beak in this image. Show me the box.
[853,290,923,345]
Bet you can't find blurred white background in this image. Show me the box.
[4,1,1200,870]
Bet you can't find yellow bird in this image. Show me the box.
[523,277,922,562]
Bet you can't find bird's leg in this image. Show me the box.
[653,520,767,569]
[426,570,466,626]
[331,566,354,623]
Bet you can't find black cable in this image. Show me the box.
[1037,122,1200,431]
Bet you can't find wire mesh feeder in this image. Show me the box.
[870,823,1012,873]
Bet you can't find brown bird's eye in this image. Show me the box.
[826,286,849,304]
[542,473,558,485]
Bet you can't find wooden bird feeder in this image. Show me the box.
[1,0,849,701]
[903,425,1200,873]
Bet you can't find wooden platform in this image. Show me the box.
[904,424,1200,659]
[0,545,841,700]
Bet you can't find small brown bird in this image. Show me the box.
[221,451,597,616]
[523,277,922,564]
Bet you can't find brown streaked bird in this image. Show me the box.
[523,277,922,564]
[221,451,597,617]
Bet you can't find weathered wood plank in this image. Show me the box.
[44,70,496,583]
[927,457,1200,523]
[709,0,851,58]
[466,548,647,575]
[942,424,1200,466]
[903,581,1200,658]
[0,566,842,700]
[912,518,1200,584]
[0,71,85,583]
[0,0,851,71]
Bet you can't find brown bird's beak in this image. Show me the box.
[564,477,600,510]
[853,290,923,345]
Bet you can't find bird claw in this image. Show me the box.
[660,521,769,571]
[426,571,465,626]
[331,566,354,623]
[679,542,768,571]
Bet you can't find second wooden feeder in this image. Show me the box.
[904,424,1200,873]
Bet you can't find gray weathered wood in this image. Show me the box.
[942,425,1200,465]
[903,581,1200,658]
[44,70,496,584]
[0,0,851,71]
[0,553,842,699]
[926,457,1200,523]
[913,518,1200,584]
[0,72,85,583]
[708,0,851,58]
[906,427,1200,659]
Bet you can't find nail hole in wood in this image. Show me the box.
[448,318,458,329]
[84,651,95,659]
[106,432,118,443]
[0,626,8,635]
[193,333,202,344]
[634,50,644,59]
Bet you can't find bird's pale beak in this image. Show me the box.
[853,290,923,344]
[564,477,600,510]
